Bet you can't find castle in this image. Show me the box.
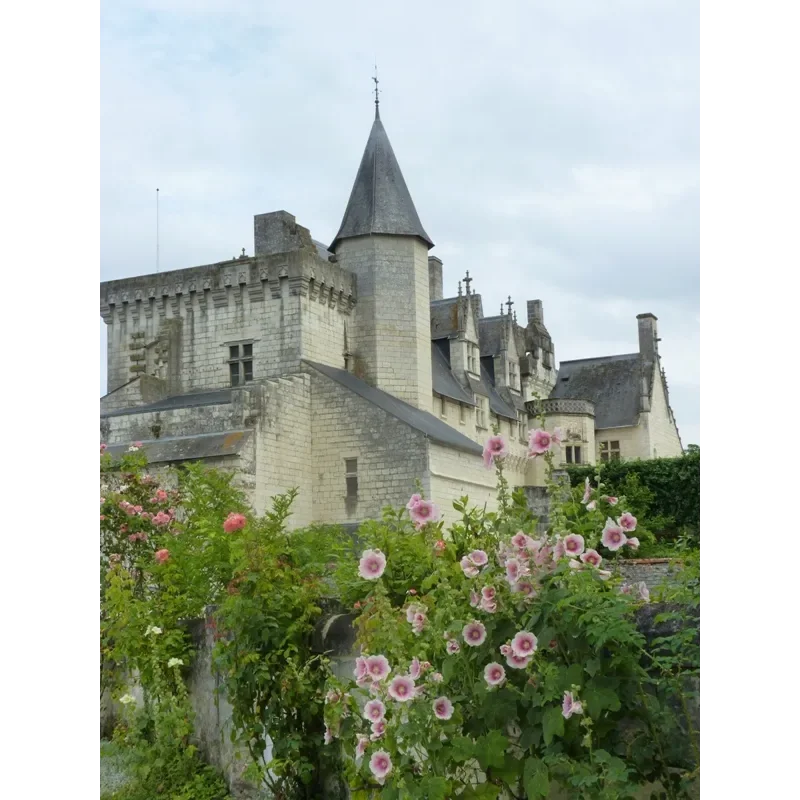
[100,102,683,527]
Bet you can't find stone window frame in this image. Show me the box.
[599,440,621,462]
[517,413,527,443]
[344,457,359,499]
[467,344,479,375]
[476,396,488,429]
[509,359,518,390]
[439,395,447,419]
[564,444,583,465]
[459,402,467,425]
[224,338,257,386]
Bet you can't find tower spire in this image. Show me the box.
[372,64,380,119]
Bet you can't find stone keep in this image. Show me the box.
[100,102,684,528]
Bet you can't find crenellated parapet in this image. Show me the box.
[541,398,595,417]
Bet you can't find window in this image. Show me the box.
[518,414,526,441]
[228,342,254,386]
[509,360,517,389]
[439,395,447,418]
[476,397,488,428]
[467,345,479,374]
[459,403,466,424]
[565,445,583,464]
[345,458,358,498]
[599,440,621,462]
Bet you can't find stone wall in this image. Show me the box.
[643,365,684,459]
[615,558,685,592]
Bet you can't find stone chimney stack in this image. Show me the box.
[527,299,544,325]
[637,313,659,364]
[254,210,313,256]
[428,256,443,301]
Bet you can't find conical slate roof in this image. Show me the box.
[330,111,434,251]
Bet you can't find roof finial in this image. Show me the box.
[458,280,462,296]
[372,63,380,119]
[505,295,514,317]
[463,270,472,295]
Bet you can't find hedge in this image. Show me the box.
[564,450,700,534]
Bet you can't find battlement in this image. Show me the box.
[541,398,596,417]
[100,251,357,324]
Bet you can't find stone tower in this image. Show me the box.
[330,104,434,411]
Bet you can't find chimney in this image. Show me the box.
[428,256,443,301]
[254,210,312,256]
[637,313,659,364]
[527,299,543,325]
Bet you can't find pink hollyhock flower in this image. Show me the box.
[433,539,446,554]
[463,621,487,647]
[528,428,553,457]
[481,586,496,601]
[100,515,106,522]
[534,545,552,566]
[366,655,391,682]
[154,549,170,564]
[325,690,340,705]
[581,477,592,504]
[430,672,443,683]
[133,441,142,448]
[354,657,368,680]
[601,519,628,551]
[369,750,392,783]
[586,500,597,511]
[601,495,619,506]
[355,734,369,760]
[511,631,538,658]
[505,557,522,584]
[468,549,489,567]
[100,443,107,453]
[370,720,386,740]
[552,427,565,445]
[120,524,129,534]
[133,505,143,514]
[368,681,382,696]
[568,560,583,570]
[127,533,138,542]
[618,512,637,532]
[388,675,415,702]
[563,534,585,557]
[223,512,246,533]
[484,662,506,687]
[154,489,168,503]
[506,652,531,669]
[152,511,171,527]
[363,699,386,723]
[410,499,439,527]
[446,639,460,655]
[619,583,633,595]
[406,588,417,596]
[626,537,640,550]
[138,511,151,521]
[406,603,425,623]
[580,549,603,568]
[411,612,427,635]
[406,493,422,510]
[122,503,137,517]
[562,691,584,719]
[514,581,536,599]
[499,644,512,657]
[460,556,479,577]
[358,549,387,580]
[483,434,508,468]
[409,658,421,680]
[324,725,334,745]
[420,661,431,672]
[637,582,650,602]
[433,696,454,720]
[480,597,497,614]
[597,569,612,580]
[469,591,480,608]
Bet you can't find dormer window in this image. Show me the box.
[467,344,478,374]
[509,360,518,389]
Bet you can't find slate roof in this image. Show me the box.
[304,360,482,455]
[550,354,643,429]
[330,113,434,251]
[101,389,232,418]
[431,344,475,405]
[312,239,333,261]
[430,298,460,339]
[481,364,518,420]
[479,316,508,357]
[104,430,252,464]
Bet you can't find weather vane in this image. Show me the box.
[373,63,380,117]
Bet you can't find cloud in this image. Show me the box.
[100,0,699,442]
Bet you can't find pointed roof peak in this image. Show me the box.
[330,112,434,252]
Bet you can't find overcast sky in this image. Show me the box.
[100,0,699,446]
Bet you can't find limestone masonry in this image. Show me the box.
[100,105,683,527]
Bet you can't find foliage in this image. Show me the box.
[324,450,699,799]
[564,451,700,544]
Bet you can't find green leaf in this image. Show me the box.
[418,776,449,799]
[442,656,456,683]
[542,705,565,745]
[583,685,621,716]
[524,757,551,797]
[449,736,474,763]
[476,730,508,770]
[380,787,400,800]
[585,657,601,677]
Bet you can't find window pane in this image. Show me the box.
[243,343,253,357]
[346,476,358,498]
[601,451,609,462]
[229,345,239,359]
[611,441,620,449]
[575,446,582,464]
[243,361,253,381]
[229,362,239,385]
[611,452,620,461]
[345,458,357,474]
[599,441,608,451]
[565,446,573,464]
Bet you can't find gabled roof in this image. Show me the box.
[480,365,518,420]
[430,297,460,339]
[304,360,481,455]
[431,343,475,406]
[550,354,643,429]
[330,113,434,251]
[479,316,509,357]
